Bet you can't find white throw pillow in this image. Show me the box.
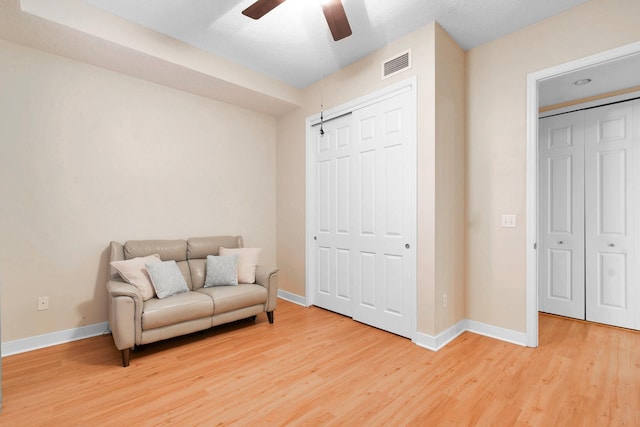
[219,247,262,284]
[204,254,239,287]
[110,254,161,301]
[146,260,189,299]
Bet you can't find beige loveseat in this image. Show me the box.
[106,235,278,367]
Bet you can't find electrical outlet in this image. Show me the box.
[38,296,49,311]
[501,214,517,228]
[442,294,448,308]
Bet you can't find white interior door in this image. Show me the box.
[539,99,639,330]
[310,83,417,339]
[538,110,585,320]
[584,101,638,329]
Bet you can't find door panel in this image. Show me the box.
[548,248,572,300]
[585,102,636,329]
[350,89,416,338]
[597,252,626,309]
[313,114,354,317]
[538,111,585,319]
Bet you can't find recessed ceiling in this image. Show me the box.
[84,0,592,88]
[539,53,640,108]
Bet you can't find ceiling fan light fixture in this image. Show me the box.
[243,0,353,41]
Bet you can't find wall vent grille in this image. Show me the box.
[382,50,411,79]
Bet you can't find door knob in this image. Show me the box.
[405,243,410,249]
[608,243,615,247]
[558,241,564,245]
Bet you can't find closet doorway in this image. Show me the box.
[538,98,640,330]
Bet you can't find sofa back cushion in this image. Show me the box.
[187,236,243,289]
[123,239,192,289]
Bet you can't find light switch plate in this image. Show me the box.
[501,214,517,228]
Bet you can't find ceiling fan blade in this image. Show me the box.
[242,0,287,19]
[322,0,352,41]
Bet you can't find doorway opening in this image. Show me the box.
[526,41,640,347]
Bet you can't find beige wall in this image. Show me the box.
[434,25,466,332]
[466,0,640,332]
[276,23,465,336]
[0,40,277,342]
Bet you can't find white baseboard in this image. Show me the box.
[413,320,467,351]
[464,319,528,347]
[2,322,110,357]
[277,290,307,306]
[413,319,527,352]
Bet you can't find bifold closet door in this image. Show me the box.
[539,99,639,330]
[584,101,638,329]
[538,110,586,320]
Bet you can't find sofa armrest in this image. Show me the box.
[107,279,142,299]
[255,265,278,313]
[106,280,144,350]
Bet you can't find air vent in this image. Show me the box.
[382,50,411,80]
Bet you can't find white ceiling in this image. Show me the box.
[84,0,593,88]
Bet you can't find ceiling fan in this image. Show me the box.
[242,0,352,41]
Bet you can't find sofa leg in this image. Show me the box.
[122,348,131,367]
[267,311,274,324]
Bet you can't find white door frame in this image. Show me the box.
[526,41,640,347]
[305,76,418,325]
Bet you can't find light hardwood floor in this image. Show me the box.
[1,299,639,426]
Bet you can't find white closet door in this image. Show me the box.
[311,85,416,339]
[584,101,638,329]
[313,113,355,317]
[350,89,416,338]
[538,111,586,320]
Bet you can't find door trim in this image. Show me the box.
[526,41,640,347]
[305,76,418,330]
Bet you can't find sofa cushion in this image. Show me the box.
[219,247,262,284]
[188,259,206,290]
[110,254,161,301]
[205,254,239,287]
[146,261,189,299]
[142,291,213,330]
[196,284,267,315]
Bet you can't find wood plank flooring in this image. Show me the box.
[1,299,639,426]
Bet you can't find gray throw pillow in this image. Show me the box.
[146,260,189,299]
[204,254,239,287]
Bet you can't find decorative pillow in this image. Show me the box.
[110,254,161,301]
[204,254,239,287]
[219,247,262,284]
[145,260,189,299]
